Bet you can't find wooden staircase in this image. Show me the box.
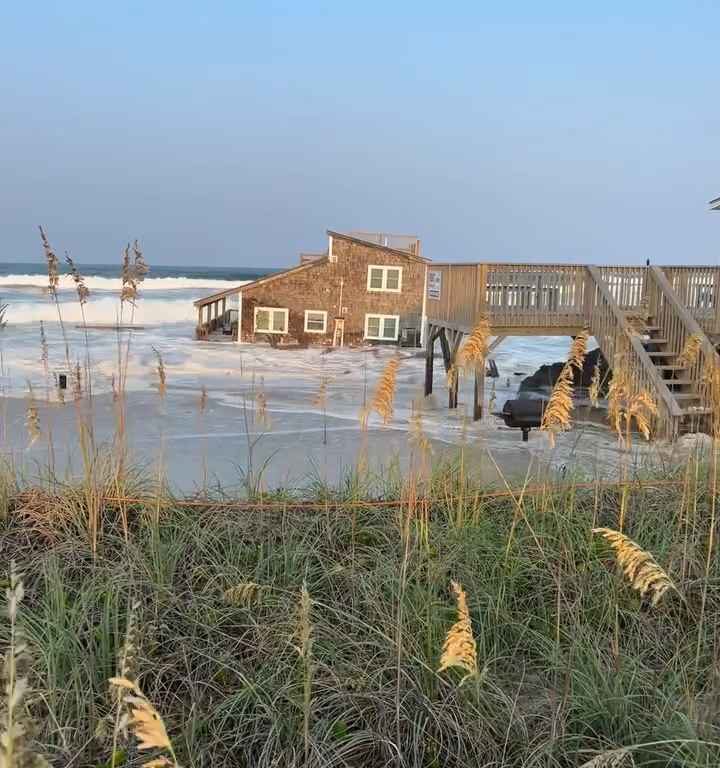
[632,318,710,426]
[587,265,718,438]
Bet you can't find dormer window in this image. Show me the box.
[367,265,402,293]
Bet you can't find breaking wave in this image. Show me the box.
[0,274,247,292]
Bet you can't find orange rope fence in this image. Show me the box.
[11,477,699,514]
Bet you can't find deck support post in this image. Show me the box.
[473,363,485,421]
[438,327,463,409]
[424,324,436,396]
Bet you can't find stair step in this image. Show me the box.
[680,407,712,417]
[673,393,701,400]
[641,338,668,346]
[656,365,686,371]
[648,351,677,358]
[664,378,694,386]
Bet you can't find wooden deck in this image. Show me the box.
[426,263,720,438]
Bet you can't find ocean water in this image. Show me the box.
[0,261,643,490]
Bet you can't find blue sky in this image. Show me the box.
[1,1,719,266]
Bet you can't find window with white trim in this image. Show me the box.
[367,265,402,293]
[254,306,288,334]
[364,314,400,341]
[304,309,327,333]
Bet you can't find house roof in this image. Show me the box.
[710,196,720,211]
[194,230,428,306]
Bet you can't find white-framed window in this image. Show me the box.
[364,313,400,341]
[367,265,402,293]
[254,306,288,334]
[304,309,327,333]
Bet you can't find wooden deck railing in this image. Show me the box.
[596,266,647,313]
[426,263,587,331]
[647,266,719,404]
[662,266,720,335]
[586,266,681,438]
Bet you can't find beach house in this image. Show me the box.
[195,231,429,347]
[710,195,720,211]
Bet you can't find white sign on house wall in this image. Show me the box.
[427,270,442,300]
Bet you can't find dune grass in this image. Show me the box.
[1,460,720,767]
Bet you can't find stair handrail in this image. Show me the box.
[586,266,683,435]
[648,265,720,395]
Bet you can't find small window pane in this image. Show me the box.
[366,316,381,337]
[382,318,397,339]
[255,310,269,331]
[272,310,287,332]
[385,269,400,290]
[306,312,325,331]
[369,268,384,289]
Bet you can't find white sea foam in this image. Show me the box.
[5,297,203,325]
[0,274,248,292]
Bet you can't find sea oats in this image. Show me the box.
[223,582,268,606]
[65,253,90,304]
[152,348,167,398]
[38,225,59,294]
[39,321,49,376]
[1,562,49,768]
[108,677,177,764]
[541,333,588,445]
[361,356,399,427]
[579,749,633,767]
[593,527,675,606]
[438,581,477,684]
[677,333,703,368]
[456,317,491,371]
[589,362,601,407]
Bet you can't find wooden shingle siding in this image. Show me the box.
[239,233,426,345]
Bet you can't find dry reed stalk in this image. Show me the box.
[38,225,59,294]
[456,317,491,371]
[111,374,119,403]
[72,361,83,402]
[438,580,477,684]
[607,355,656,443]
[589,362,601,407]
[361,356,400,427]
[625,390,657,442]
[152,348,167,398]
[579,747,633,767]
[199,385,208,414]
[39,322,49,377]
[296,583,314,765]
[110,600,140,755]
[701,357,720,437]
[25,384,40,448]
[312,378,328,410]
[1,562,49,768]
[120,241,150,305]
[540,331,589,446]
[255,378,270,428]
[108,677,178,766]
[678,333,704,368]
[568,330,589,372]
[488,378,497,416]
[593,527,675,606]
[408,407,431,458]
[65,253,89,304]
[223,582,268,606]
[540,365,573,447]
